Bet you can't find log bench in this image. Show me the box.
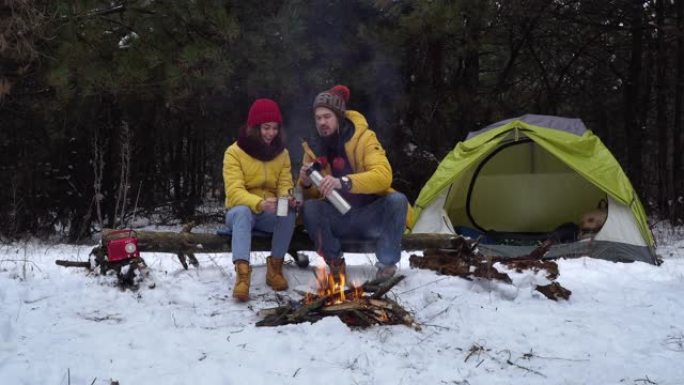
[99,227,466,269]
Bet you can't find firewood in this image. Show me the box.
[257,306,291,318]
[287,294,330,322]
[369,308,390,322]
[349,309,374,327]
[321,302,366,313]
[256,275,417,329]
[370,275,405,299]
[382,297,420,330]
[367,298,394,310]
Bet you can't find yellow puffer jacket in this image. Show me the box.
[300,110,414,229]
[223,142,293,213]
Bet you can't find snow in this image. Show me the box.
[2,237,684,385]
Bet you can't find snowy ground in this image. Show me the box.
[2,232,684,385]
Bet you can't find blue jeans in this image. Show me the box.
[224,205,296,262]
[302,192,408,266]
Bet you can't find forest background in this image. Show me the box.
[2,0,683,241]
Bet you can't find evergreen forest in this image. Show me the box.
[1,0,683,240]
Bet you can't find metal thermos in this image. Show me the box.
[306,164,351,215]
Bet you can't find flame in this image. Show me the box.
[305,265,366,305]
[319,265,345,304]
[352,284,363,301]
[303,237,368,305]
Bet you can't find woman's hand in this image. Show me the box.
[260,197,277,214]
[288,196,299,208]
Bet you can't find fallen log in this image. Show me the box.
[55,260,91,269]
[409,247,572,301]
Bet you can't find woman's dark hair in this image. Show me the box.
[237,122,286,161]
[246,123,285,144]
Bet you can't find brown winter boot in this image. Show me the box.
[266,256,288,291]
[232,260,252,302]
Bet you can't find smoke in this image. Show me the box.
[284,102,315,174]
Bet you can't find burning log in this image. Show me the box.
[256,274,419,329]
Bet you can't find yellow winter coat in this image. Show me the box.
[223,143,294,213]
[300,110,414,228]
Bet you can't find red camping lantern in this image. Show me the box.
[106,229,140,262]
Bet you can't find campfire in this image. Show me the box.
[304,266,364,305]
[257,266,419,329]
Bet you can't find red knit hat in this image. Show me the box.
[313,85,350,117]
[247,98,283,127]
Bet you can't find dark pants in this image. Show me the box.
[302,192,408,266]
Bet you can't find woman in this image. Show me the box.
[223,98,296,302]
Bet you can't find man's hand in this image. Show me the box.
[299,163,313,188]
[319,175,342,198]
[260,197,277,213]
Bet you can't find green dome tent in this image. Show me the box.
[410,115,657,264]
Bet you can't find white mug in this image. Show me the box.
[276,196,289,217]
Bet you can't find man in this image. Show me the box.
[298,85,412,281]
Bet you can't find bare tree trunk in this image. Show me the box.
[92,127,106,230]
[427,38,446,152]
[623,0,644,192]
[655,0,670,216]
[458,3,483,136]
[113,120,132,228]
[674,0,684,223]
[494,0,553,96]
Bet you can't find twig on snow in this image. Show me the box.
[465,343,487,363]
[498,349,546,378]
[0,259,43,271]
[399,277,450,295]
[634,376,658,385]
[420,323,452,331]
[521,348,590,362]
